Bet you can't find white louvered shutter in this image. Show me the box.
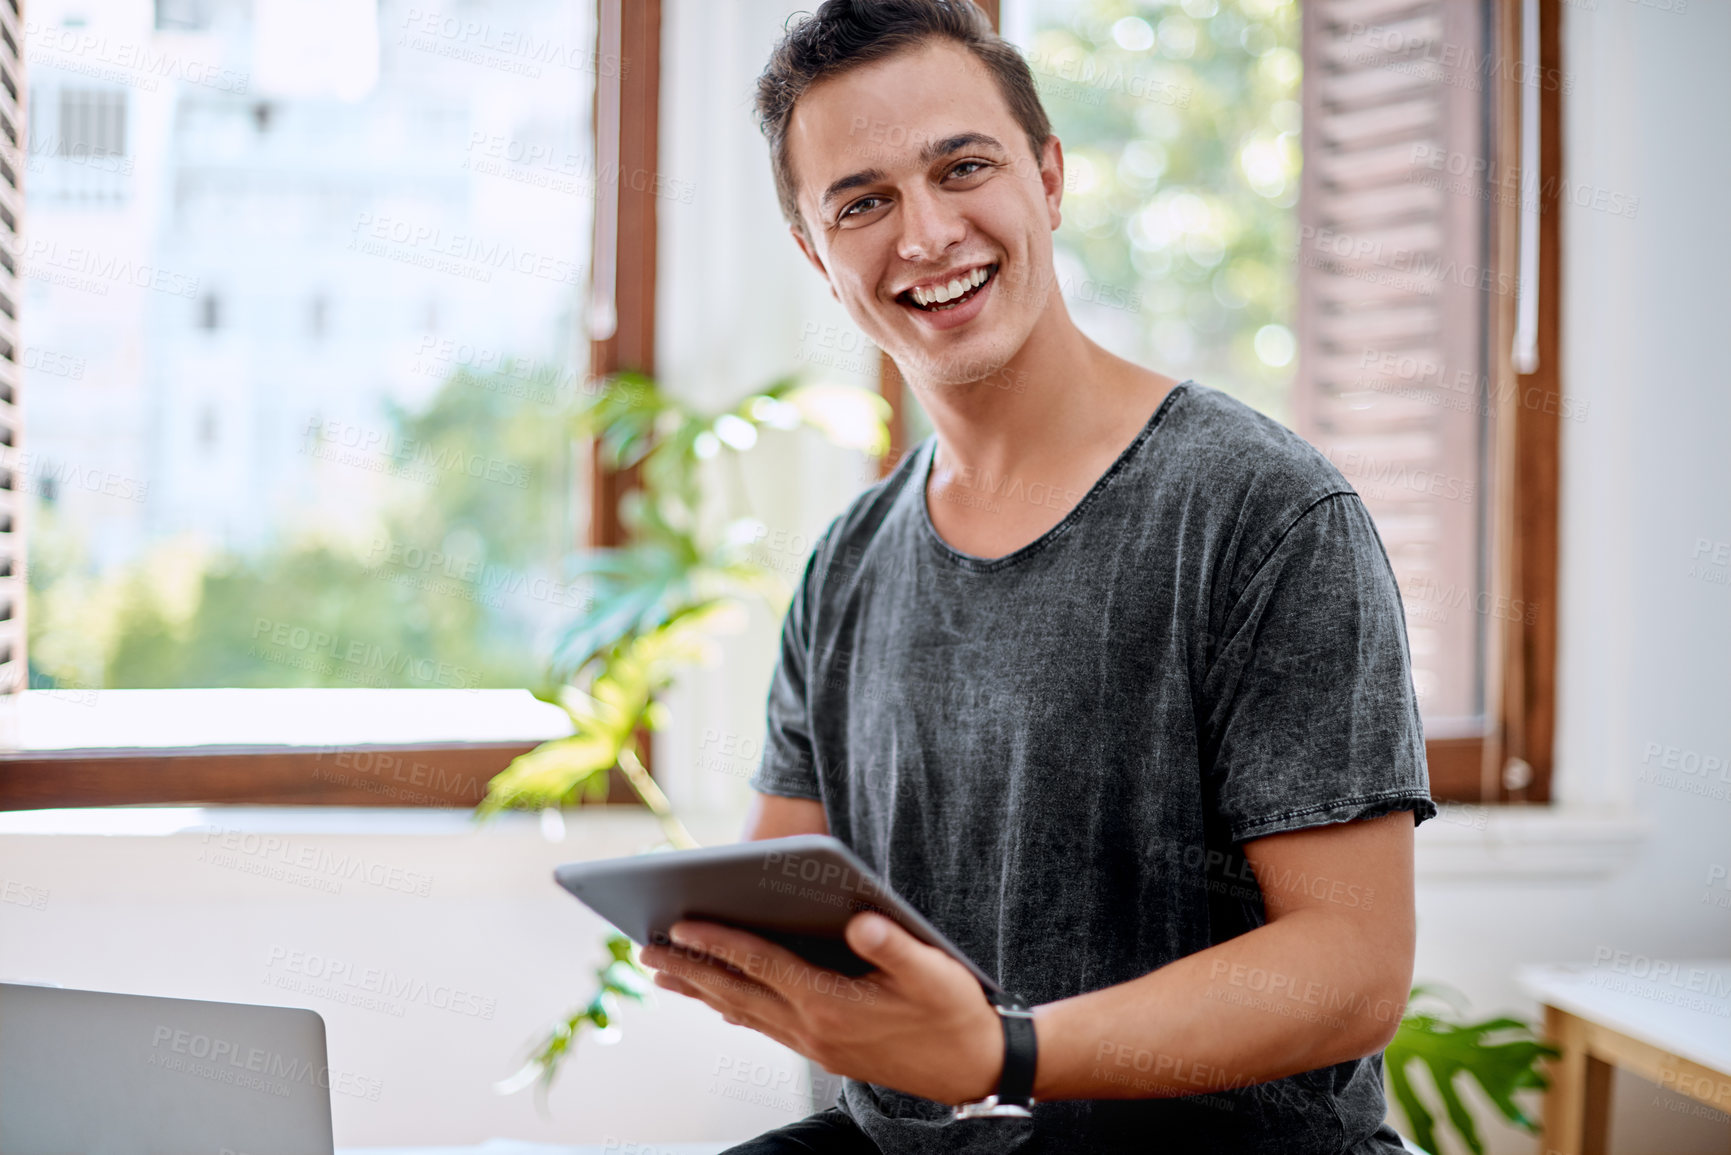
[0,0,23,694]
[1295,0,1492,729]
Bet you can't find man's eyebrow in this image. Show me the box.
[817,132,1009,211]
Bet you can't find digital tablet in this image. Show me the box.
[554,834,1001,990]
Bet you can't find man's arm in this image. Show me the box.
[741,791,828,841]
[643,807,1416,1108]
[1025,809,1416,1100]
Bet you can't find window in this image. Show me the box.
[24,0,595,700]
[5,0,1560,809]
[27,84,129,203]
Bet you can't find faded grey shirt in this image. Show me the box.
[750,382,1436,1154]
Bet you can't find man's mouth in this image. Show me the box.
[898,263,998,312]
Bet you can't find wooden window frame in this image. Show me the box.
[0,0,659,810]
[875,0,1562,805]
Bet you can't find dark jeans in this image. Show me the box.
[719,1106,880,1154]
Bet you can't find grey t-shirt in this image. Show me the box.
[749,382,1437,1155]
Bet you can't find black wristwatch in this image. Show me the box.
[952,987,1038,1119]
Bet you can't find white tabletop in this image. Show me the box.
[1516,958,1731,1075]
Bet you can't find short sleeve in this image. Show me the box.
[747,532,827,801]
[1200,493,1437,845]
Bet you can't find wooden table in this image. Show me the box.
[1517,958,1731,1154]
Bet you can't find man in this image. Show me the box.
[638,2,1435,1152]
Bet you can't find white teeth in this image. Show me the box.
[908,265,992,309]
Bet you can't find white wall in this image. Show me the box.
[0,806,837,1146]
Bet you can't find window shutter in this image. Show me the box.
[0,0,22,695]
[1295,0,1492,728]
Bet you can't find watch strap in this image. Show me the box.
[951,987,1037,1120]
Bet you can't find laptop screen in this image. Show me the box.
[0,983,335,1155]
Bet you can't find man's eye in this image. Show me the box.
[948,160,989,180]
[841,196,886,220]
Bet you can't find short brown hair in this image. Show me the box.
[754,0,1052,238]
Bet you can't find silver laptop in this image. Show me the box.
[0,982,335,1155]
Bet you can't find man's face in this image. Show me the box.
[785,39,1064,389]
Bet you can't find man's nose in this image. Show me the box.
[895,184,966,263]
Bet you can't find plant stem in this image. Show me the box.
[616,745,700,849]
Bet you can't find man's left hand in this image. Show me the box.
[639,912,1004,1107]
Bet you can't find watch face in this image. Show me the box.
[953,1097,1034,1120]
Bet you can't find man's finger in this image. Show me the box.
[669,919,835,1002]
[651,939,794,1020]
[843,912,933,976]
[651,970,704,1000]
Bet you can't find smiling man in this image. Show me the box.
[637,2,1437,1153]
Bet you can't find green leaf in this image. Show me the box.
[1385,984,1561,1155]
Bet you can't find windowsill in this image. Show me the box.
[0,689,579,810]
[1416,803,1655,881]
[0,688,570,754]
[0,692,1658,883]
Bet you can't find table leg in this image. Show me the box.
[1542,1005,1615,1155]
[1582,1051,1613,1155]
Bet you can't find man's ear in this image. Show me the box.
[1039,135,1065,232]
[790,223,839,303]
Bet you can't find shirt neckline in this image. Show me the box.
[912,380,1194,572]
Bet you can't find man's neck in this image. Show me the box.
[906,299,1176,482]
